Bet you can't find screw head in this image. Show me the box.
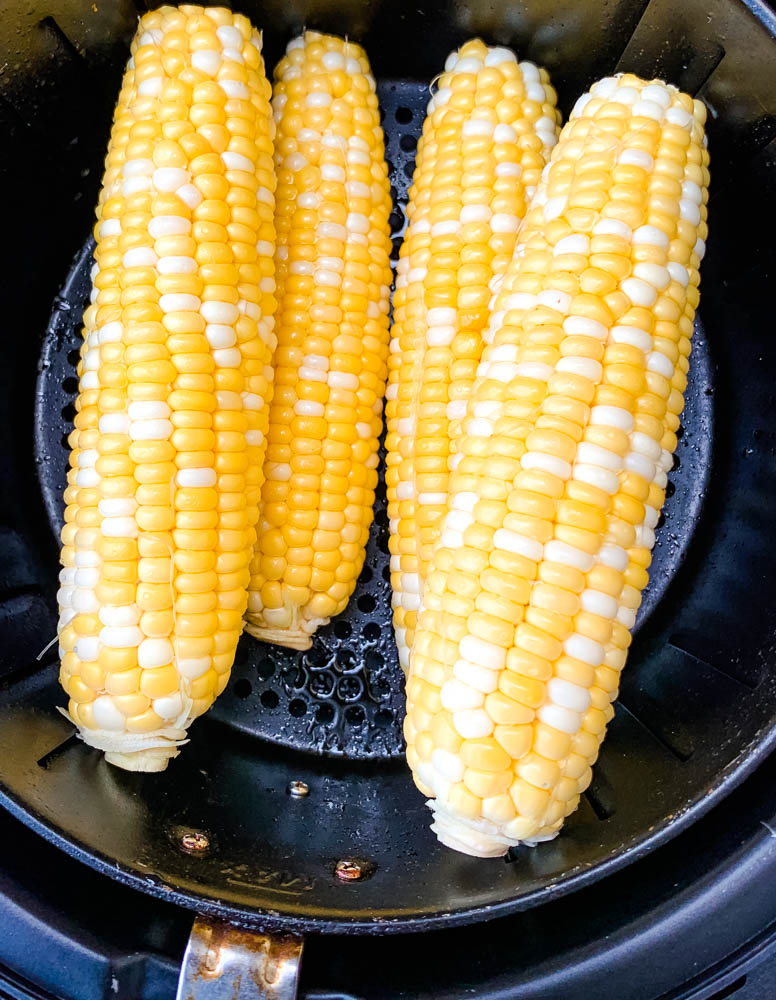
[179,830,210,855]
[287,780,310,798]
[335,859,365,882]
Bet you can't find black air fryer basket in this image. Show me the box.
[0,0,775,964]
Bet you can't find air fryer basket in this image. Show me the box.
[0,0,774,935]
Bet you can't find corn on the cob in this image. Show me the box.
[385,41,560,672]
[245,32,393,651]
[57,5,276,771]
[405,74,709,856]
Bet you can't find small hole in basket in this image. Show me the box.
[234,678,252,700]
[656,511,666,529]
[389,208,404,234]
[305,647,331,671]
[316,702,335,724]
[66,348,81,366]
[382,563,391,583]
[666,480,676,498]
[395,106,413,124]
[283,664,307,689]
[289,698,307,718]
[672,453,681,470]
[63,377,78,395]
[336,648,359,673]
[360,566,373,584]
[334,620,352,640]
[371,676,391,701]
[60,433,70,449]
[61,402,76,422]
[260,690,279,709]
[345,704,365,726]
[337,675,364,702]
[375,508,389,527]
[391,237,403,261]
[374,708,393,729]
[390,185,398,204]
[366,648,384,671]
[676,423,684,439]
[400,133,417,152]
[363,622,381,642]
[310,671,335,698]
[385,158,395,178]
[358,593,376,614]
[403,160,415,180]
[257,658,275,680]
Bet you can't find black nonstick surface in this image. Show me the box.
[0,0,775,937]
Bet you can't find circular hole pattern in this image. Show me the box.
[345,705,366,726]
[316,703,335,724]
[666,481,676,498]
[289,698,307,718]
[62,377,78,395]
[389,209,404,234]
[310,671,335,698]
[234,678,252,700]
[337,675,365,702]
[399,133,417,152]
[362,622,381,642]
[360,566,373,584]
[66,348,81,366]
[382,563,391,583]
[357,593,376,614]
[403,160,415,180]
[371,676,391,702]
[257,658,275,680]
[366,649,384,671]
[336,648,359,673]
[374,708,394,728]
[260,690,279,709]
[305,647,330,671]
[395,106,413,123]
[283,664,307,689]
[334,620,352,640]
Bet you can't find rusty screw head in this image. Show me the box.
[335,859,365,882]
[287,780,310,798]
[179,830,210,855]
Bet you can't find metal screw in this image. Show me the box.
[287,780,310,798]
[335,859,365,882]
[179,830,210,855]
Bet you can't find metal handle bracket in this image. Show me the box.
[176,916,303,1000]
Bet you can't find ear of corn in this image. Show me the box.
[385,41,560,672]
[57,5,276,771]
[405,74,709,856]
[245,32,393,651]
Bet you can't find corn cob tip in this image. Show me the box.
[243,622,313,651]
[105,748,179,772]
